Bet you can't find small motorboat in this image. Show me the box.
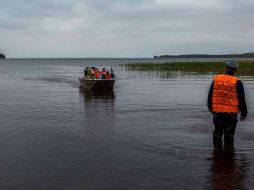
[79,78,115,90]
[80,67,116,90]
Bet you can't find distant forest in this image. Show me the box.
[0,53,5,59]
[154,53,254,59]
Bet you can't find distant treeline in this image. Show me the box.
[154,53,254,59]
[0,53,5,59]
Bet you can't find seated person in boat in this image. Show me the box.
[84,67,95,79]
[105,69,112,79]
[94,68,100,79]
[99,68,112,79]
[84,67,88,77]
[84,67,114,79]
[84,67,99,79]
[99,68,106,79]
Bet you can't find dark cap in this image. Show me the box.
[226,60,239,70]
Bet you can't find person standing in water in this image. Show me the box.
[207,60,248,144]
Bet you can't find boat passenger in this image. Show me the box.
[84,67,88,78]
[105,69,112,79]
[100,68,107,79]
[91,67,95,76]
[85,68,90,79]
[111,73,115,79]
[95,68,100,79]
[110,68,115,79]
[86,68,95,79]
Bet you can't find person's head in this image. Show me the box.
[102,68,106,72]
[225,60,239,73]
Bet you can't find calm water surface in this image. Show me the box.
[0,59,254,190]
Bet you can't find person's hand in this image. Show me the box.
[240,115,246,121]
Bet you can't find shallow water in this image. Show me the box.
[0,59,254,190]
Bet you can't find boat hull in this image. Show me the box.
[79,78,115,90]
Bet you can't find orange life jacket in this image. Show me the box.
[212,74,239,113]
[95,72,100,79]
[100,71,106,79]
[105,73,111,79]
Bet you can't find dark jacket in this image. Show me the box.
[207,71,248,117]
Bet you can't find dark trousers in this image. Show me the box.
[213,113,238,144]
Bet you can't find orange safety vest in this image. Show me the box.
[95,72,100,79]
[100,71,106,79]
[105,73,111,79]
[212,74,239,113]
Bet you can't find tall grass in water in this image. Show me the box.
[124,61,254,76]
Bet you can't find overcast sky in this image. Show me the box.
[1,0,254,58]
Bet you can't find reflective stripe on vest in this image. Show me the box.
[212,74,239,113]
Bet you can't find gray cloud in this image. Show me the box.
[0,0,254,57]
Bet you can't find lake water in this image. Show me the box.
[0,59,254,190]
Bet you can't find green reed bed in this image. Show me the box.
[124,61,254,76]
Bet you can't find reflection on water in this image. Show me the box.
[79,88,115,120]
[209,144,248,190]
[79,87,115,135]
[79,88,115,121]
[77,88,119,189]
[79,87,115,101]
